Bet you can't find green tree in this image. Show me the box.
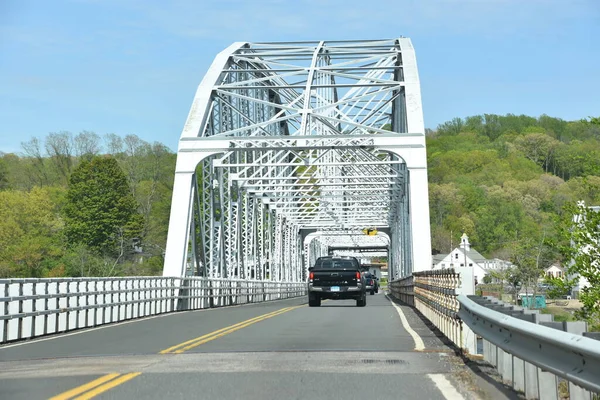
[513,132,559,172]
[557,201,600,324]
[63,156,144,260]
[0,156,8,189]
[0,187,64,277]
[582,116,600,126]
[544,275,576,300]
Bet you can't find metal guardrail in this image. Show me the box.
[460,295,600,399]
[391,268,600,398]
[0,277,306,344]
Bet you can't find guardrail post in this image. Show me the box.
[53,282,59,333]
[119,279,125,317]
[64,281,71,332]
[31,281,37,338]
[171,278,177,311]
[109,280,115,322]
[199,279,204,309]
[524,360,539,399]
[160,278,166,313]
[564,321,593,400]
[209,280,214,308]
[125,279,130,319]
[512,356,525,394]
[3,281,9,342]
[502,349,513,386]
[538,372,558,400]
[227,280,232,306]
[482,339,493,364]
[91,280,97,327]
[455,269,477,355]
[43,281,49,335]
[156,278,160,313]
[17,281,23,340]
[100,280,106,324]
[84,280,89,328]
[142,279,148,316]
[75,280,81,329]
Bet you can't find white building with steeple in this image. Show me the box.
[431,233,512,284]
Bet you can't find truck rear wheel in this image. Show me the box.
[308,293,321,307]
[356,293,366,307]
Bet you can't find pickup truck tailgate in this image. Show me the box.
[312,269,359,287]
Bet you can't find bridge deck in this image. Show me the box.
[1,294,506,400]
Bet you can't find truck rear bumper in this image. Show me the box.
[308,286,363,300]
[309,286,361,292]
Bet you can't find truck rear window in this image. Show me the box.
[315,259,356,268]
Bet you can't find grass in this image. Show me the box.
[541,306,576,322]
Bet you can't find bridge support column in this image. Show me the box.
[408,168,432,272]
[163,152,219,278]
[163,171,195,277]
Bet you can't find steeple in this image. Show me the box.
[460,233,471,252]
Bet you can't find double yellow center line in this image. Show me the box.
[159,305,302,354]
[49,304,301,399]
[49,372,141,400]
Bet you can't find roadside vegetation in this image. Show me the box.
[0,132,175,277]
[427,114,600,329]
[1,115,598,328]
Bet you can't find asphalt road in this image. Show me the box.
[0,293,505,400]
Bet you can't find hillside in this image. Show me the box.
[427,114,600,264]
[0,114,598,278]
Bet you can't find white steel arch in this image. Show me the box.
[163,38,432,282]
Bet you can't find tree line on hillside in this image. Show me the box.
[0,114,598,319]
[427,114,599,257]
[427,114,600,328]
[0,132,176,278]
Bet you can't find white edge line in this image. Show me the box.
[386,294,425,351]
[0,296,305,350]
[428,374,466,400]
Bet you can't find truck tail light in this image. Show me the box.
[356,271,360,279]
[309,272,314,280]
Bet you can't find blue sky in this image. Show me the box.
[1,0,599,153]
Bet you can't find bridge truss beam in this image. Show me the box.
[163,38,431,281]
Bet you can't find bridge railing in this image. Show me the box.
[390,270,600,399]
[389,269,473,352]
[0,277,306,344]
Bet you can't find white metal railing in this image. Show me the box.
[0,277,306,344]
[389,269,600,399]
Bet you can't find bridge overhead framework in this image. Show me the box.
[163,38,432,281]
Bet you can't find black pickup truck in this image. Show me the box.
[307,256,367,307]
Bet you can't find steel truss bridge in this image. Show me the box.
[163,38,432,282]
[2,38,599,400]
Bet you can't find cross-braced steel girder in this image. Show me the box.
[163,38,432,282]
